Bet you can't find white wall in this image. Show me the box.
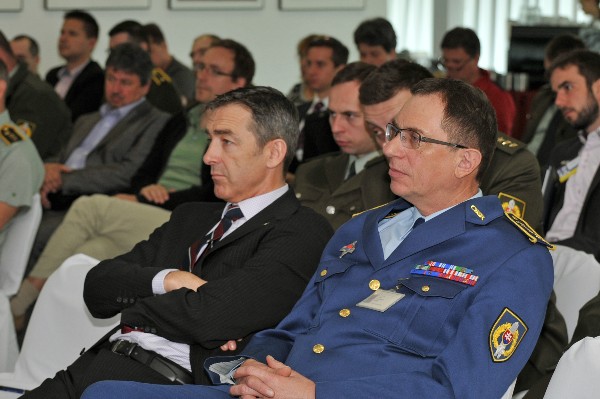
[0,0,386,92]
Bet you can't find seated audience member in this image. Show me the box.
[10,34,40,76]
[0,59,44,254]
[190,34,220,70]
[286,34,320,107]
[360,60,566,392]
[108,20,183,115]
[144,23,195,106]
[361,59,544,231]
[293,36,348,169]
[10,38,254,329]
[353,17,397,66]
[28,43,169,274]
[294,62,395,229]
[440,27,516,136]
[46,10,104,122]
[521,34,584,170]
[81,78,554,399]
[20,86,333,399]
[544,49,600,261]
[0,30,72,160]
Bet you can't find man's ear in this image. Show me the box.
[455,148,482,179]
[265,138,287,169]
[592,79,600,100]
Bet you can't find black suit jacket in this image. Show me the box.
[83,189,333,383]
[544,136,600,260]
[46,61,104,122]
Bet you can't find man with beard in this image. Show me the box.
[544,49,600,261]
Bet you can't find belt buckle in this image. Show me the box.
[111,340,136,356]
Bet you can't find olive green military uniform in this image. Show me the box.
[147,68,183,115]
[6,63,72,161]
[293,152,394,230]
[0,110,44,251]
[481,133,544,232]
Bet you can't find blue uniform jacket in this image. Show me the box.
[207,195,554,398]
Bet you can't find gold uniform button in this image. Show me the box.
[339,308,351,318]
[320,269,327,277]
[313,344,325,354]
[421,285,430,292]
[326,205,336,215]
[369,279,380,291]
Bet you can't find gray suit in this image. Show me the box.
[51,100,170,196]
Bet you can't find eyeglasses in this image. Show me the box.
[438,56,472,72]
[385,123,467,149]
[195,63,234,78]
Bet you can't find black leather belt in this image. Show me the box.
[110,339,193,385]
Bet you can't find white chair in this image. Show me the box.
[0,254,119,395]
[543,336,600,399]
[0,194,42,373]
[550,245,600,341]
[0,193,42,296]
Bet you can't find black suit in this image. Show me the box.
[544,136,600,260]
[25,189,333,398]
[46,61,104,122]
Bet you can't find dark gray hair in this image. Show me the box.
[205,86,299,171]
[411,78,497,182]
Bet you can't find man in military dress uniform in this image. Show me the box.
[81,80,554,399]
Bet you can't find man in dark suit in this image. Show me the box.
[45,10,104,122]
[544,49,600,261]
[23,86,333,399]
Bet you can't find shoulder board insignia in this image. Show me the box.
[16,120,35,137]
[352,201,394,218]
[0,124,26,145]
[498,192,526,219]
[496,134,524,154]
[504,211,555,250]
[152,68,172,85]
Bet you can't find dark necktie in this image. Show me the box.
[189,204,243,270]
[346,161,356,180]
[298,101,325,156]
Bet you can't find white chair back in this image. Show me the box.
[0,254,119,393]
[543,336,600,399]
[551,245,600,341]
[0,193,42,296]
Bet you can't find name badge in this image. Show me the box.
[557,156,579,183]
[356,289,405,312]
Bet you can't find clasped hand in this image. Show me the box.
[230,356,315,399]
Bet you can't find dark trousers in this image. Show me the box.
[21,342,179,399]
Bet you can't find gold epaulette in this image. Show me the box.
[352,201,394,218]
[152,68,172,85]
[0,124,26,145]
[496,134,524,155]
[504,212,555,250]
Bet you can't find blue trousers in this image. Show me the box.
[82,381,231,399]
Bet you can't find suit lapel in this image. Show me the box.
[95,101,149,150]
[63,113,102,159]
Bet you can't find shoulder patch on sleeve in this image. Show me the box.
[498,192,526,219]
[489,307,528,362]
[496,134,524,155]
[504,212,555,250]
[16,120,35,137]
[152,68,172,85]
[0,124,26,145]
